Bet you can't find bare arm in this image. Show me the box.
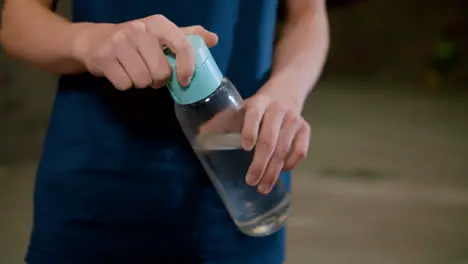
[260,0,330,107]
[240,0,329,192]
[0,0,99,74]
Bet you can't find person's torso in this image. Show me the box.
[29,2,290,260]
[42,0,280,172]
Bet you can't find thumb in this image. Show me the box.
[182,25,219,47]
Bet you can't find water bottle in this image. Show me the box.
[164,35,290,237]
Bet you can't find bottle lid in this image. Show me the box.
[164,35,223,105]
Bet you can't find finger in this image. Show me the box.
[241,99,269,151]
[113,29,152,88]
[182,25,219,47]
[86,39,132,90]
[199,107,242,135]
[169,34,194,87]
[258,112,300,194]
[145,15,195,87]
[258,158,283,195]
[284,122,311,171]
[102,60,133,91]
[246,106,285,187]
[128,22,172,88]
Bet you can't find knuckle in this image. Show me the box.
[285,111,299,124]
[151,14,168,23]
[258,98,272,109]
[158,65,173,79]
[255,93,270,102]
[246,106,261,120]
[269,99,283,110]
[175,37,192,54]
[128,20,146,33]
[93,46,112,61]
[121,25,139,39]
[134,75,152,88]
[160,65,172,80]
[295,147,308,159]
[192,25,205,32]
[245,97,263,110]
[151,63,172,82]
[111,29,127,44]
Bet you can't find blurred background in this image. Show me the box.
[1,0,468,263]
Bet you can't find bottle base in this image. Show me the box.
[235,195,291,237]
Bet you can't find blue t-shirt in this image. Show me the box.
[27,1,290,263]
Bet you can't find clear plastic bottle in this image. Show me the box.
[164,35,290,237]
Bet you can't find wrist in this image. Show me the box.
[259,73,308,112]
[69,22,115,66]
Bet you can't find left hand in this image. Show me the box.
[242,90,310,195]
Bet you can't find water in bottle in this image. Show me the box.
[165,35,290,237]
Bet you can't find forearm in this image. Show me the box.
[0,0,93,74]
[262,7,329,106]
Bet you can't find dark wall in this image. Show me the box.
[324,0,467,83]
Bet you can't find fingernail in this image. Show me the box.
[181,75,192,87]
[242,140,253,151]
[246,174,256,186]
[258,184,270,195]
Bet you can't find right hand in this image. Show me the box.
[72,15,218,90]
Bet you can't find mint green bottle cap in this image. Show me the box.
[164,35,223,105]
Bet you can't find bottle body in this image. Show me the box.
[175,78,290,237]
